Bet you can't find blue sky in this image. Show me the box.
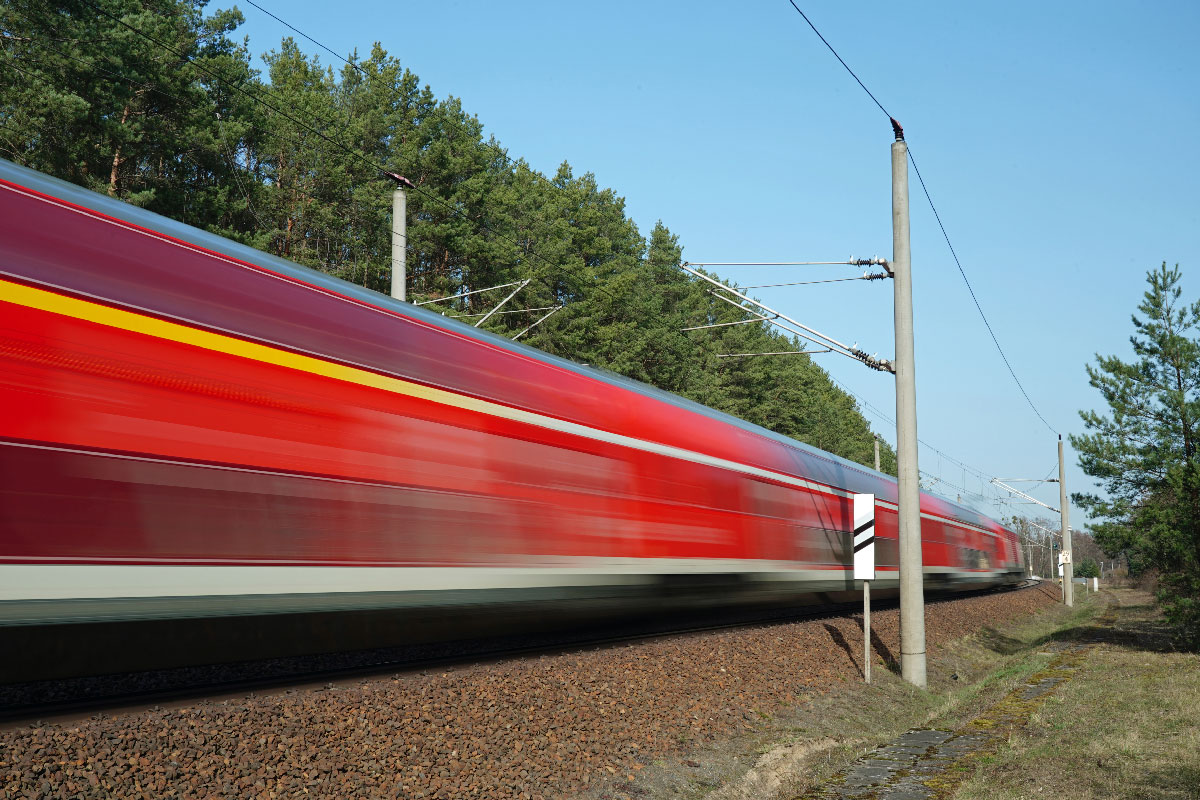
[230,0,1199,530]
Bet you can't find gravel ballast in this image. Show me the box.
[1,587,1057,799]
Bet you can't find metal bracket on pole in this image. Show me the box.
[474,279,531,328]
[990,479,1059,514]
[681,317,768,332]
[740,271,891,289]
[512,304,564,341]
[685,258,889,268]
[717,349,832,358]
[678,264,894,373]
[414,281,526,307]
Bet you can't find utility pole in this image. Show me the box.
[874,435,881,471]
[1059,435,1073,606]
[891,121,926,689]
[383,171,415,301]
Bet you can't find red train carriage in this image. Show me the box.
[0,159,1023,682]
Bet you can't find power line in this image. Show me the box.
[741,274,888,289]
[905,151,1058,434]
[784,1,892,120]
[784,2,1059,436]
[243,0,362,76]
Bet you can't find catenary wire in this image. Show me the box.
[905,150,1058,434]
[784,1,892,119]
[784,1,1059,436]
[243,0,365,76]
[741,275,887,289]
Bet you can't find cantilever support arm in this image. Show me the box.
[680,264,893,373]
[991,478,1059,514]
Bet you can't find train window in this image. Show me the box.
[747,479,794,519]
[958,547,990,570]
[805,525,852,566]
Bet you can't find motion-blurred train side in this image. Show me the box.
[0,159,1023,682]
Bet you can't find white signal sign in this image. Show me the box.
[853,493,876,580]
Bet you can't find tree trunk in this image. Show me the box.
[108,103,132,197]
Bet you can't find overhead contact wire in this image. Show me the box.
[785,0,892,119]
[905,152,1058,434]
[783,1,1059,436]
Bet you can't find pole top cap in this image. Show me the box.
[382,171,415,189]
[890,117,904,141]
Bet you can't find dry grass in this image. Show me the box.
[663,586,1100,800]
[953,590,1200,800]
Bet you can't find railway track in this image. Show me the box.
[0,581,1038,725]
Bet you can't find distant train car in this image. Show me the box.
[0,159,1023,682]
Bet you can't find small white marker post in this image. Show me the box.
[854,494,876,684]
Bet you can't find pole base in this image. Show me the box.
[901,650,927,689]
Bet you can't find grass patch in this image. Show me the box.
[922,589,1103,730]
[741,589,1106,799]
[953,590,1200,800]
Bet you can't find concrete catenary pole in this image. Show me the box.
[391,186,407,301]
[1059,435,1073,606]
[891,122,926,689]
[874,435,881,472]
[383,171,414,302]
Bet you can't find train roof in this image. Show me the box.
[0,157,1006,535]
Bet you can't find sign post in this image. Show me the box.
[854,494,876,684]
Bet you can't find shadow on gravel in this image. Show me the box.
[1030,582,1062,601]
[821,623,900,678]
[822,624,860,677]
[850,616,900,674]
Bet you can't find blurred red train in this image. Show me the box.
[0,159,1023,682]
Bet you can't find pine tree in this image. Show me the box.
[0,0,257,227]
[1071,263,1200,643]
